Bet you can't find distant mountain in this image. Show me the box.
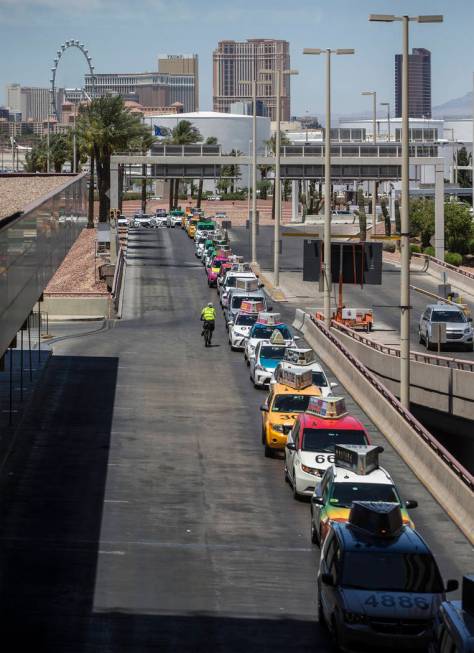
[433,92,472,118]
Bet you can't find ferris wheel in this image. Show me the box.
[49,40,95,120]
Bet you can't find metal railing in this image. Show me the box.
[412,252,474,282]
[330,319,474,372]
[309,314,474,491]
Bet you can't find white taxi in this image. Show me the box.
[244,313,296,365]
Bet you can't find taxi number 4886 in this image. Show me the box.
[364,595,429,609]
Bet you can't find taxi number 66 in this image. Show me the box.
[315,455,335,464]
[364,595,429,609]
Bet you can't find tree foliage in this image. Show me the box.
[24,133,72,173]
[409,198,473,254]
[76,96,151,222]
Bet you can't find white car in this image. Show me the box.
[220,272,257,308]
[132,214,151,228]
[117,216,129,227]
[284,398,370,498]
[249,341,288,388]
[228,311,259,350]
[244,322,296,366]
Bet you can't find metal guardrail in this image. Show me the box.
[111,246,125,315]
[309,314,474,491]
[330,319,474,372]
[412,252,474,282]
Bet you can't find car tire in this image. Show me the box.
[311,518,319,545]
[292,469,301,501]
[418,331,424,345]
[264,444,273,458]
[284,464,290,484]
[317,591,326,627]
[426,338,433,351]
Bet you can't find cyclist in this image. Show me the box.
[201,302,217,346]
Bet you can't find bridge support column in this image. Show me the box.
[291,180,299,222]
[110,161,119,210]
[434,161,444,260]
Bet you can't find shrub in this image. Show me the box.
[410,244,421,254]
[383,241,396,252]
[468,239,474,255]
[423,246,435,257]
[444,252,463,267]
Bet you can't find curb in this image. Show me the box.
[250,264,288,303]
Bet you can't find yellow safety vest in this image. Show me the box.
[202,306,216,321]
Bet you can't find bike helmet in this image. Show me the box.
[207,302,213,307]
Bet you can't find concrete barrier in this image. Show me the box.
[42,295,109,320]
[294,312,474,544]
[329,328,474,421]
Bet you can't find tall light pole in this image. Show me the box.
[362,90,377,230]
[303,48,355,327]
[238,78,259,265]
[380,101,391,141]
[260,67,298,288]
[370,13,443,409]
[361,90,377,143]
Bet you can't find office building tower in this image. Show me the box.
[395,48,431,119]
[5,84,64,121]
[213,39,290,121]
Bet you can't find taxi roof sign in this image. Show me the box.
[257,312,281,326]
[349,502,403,538]
[270,329,286,345]
[307,396,347,419]
[284,348,316,366]
[241,299,265,314]
[335,444,381,475]
[275,366,313,390]
[231,262,251,272]
[236,278,259,292]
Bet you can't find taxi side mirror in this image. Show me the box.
[330,382,338,389]
[405,500,418,509]
[286,442,296,451]
[446,579,459,593]
[311,496,324,506]
[260,405,269,412]
[258,283,265,288]
[321,573,334,587]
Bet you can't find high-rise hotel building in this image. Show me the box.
[213,39,290,121]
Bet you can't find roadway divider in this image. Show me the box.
[293,311,474,544]
[111,246,126,318]
[412,252,474,298]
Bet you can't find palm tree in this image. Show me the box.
[24,133,71,173]
[76,96,150,222]
[165,120,203,207]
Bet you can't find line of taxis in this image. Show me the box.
[183,217,473,653]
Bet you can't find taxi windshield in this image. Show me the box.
[302,428,368,452]
[252,324,292,340]
[329,483,400,508]
[236,314,257,326]
[260,346,286,360]
[342,552,444,593]
[272,394,318,413]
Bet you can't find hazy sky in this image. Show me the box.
[1,0,472,117]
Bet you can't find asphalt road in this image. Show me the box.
[0,226,471,653]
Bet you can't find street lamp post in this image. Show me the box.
[260,67,298,288]
[380,102,391,141]
[369,13,443,409]
[303,48,355,327]
[362,90,377,231]
[238,78,259,265]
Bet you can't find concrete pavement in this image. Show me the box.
[0,227,471,652]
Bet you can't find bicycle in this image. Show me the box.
[202,320,214,347]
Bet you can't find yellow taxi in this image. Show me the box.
[260,368,322,458]
[187,218,200,238]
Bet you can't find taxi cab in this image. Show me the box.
[431,575,474,653]
[244,313,296,365]
[207,255,228,287]
[317,502,458,653]
[260,367,322,458]
[284,396,370,499]
[272,348,335,398]
[250,330,288,388]
[187,218,200,238]
[310,444,418,546]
